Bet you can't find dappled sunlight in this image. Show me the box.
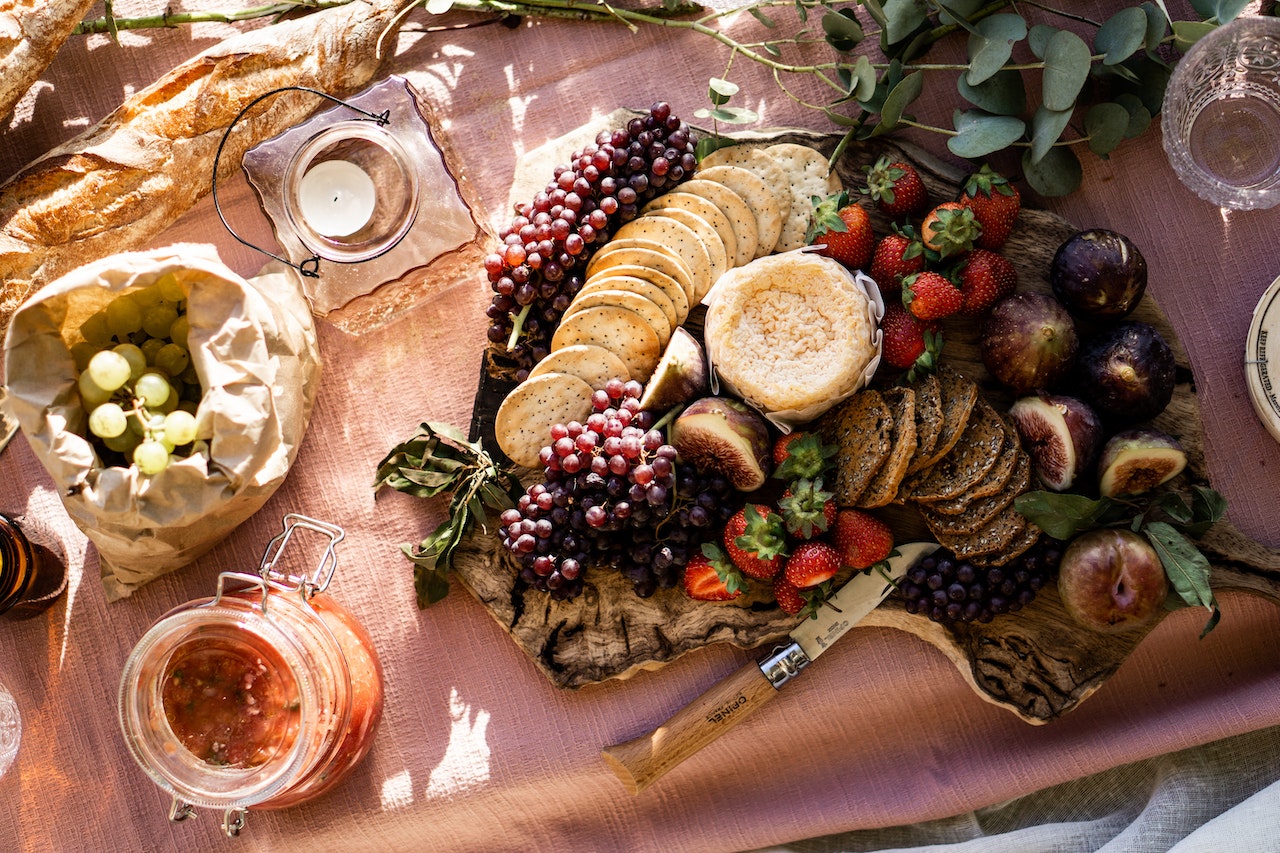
[424,687,491,796]
[380,769,415,810]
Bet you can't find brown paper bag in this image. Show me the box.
[2,245,321,599]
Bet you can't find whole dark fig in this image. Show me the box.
[980,292,1078,395]
[1050,229,1148,319]
[1074,321,1176,423]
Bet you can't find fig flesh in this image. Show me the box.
[670,396,772,491]
[1007,392,1103,491]
[1058,528,1167,633]
[1050,229,1148,319]
[639,327,709,413]
[1098,428,1187,497]
[1074,321,1176,423]
[980,292,1078,395]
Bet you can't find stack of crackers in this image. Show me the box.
[819,363,1041,567]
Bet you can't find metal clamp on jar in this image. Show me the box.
[118,514,384,837]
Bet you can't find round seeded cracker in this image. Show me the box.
[550,305,662,382]
[586,241,698,305]
[495,372,593,468]
[578,272,683,327]
[695,164,783,257]
[764,142,843,252]
[637,206,728,298]
[698,145,793,227]
[527,344,631,389]
[674,179,760,266]
[604,225,713,306]
[641,192,740,271]
[563,288,672,347]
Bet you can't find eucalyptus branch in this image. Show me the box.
[74,1,351,33]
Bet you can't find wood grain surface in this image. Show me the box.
[456,116,1280,722]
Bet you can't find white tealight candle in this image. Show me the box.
[296,160,377,238]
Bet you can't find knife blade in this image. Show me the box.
[600,541,939,794]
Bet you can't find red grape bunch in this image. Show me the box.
[483,102,699,379]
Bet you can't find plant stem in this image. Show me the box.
[74,1,352,33]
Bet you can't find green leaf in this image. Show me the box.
[749,5,776,27]
[935,0,984,34]
[1172,20,1217,52]
[947,113,1024,158]
[1085,101,1131,156]
[1042,29,1092,112]
[1142,2,1169,54]
[967,14,1028,86]
[1022,145,1082,196]
[694,106,759,124]
[852,54,878,101]
[1028,24,1055,60]
[708,77,739,106]
[870,69,923,135]
[1095,7,1148,66]
[1143,521,1220,635]
[957,69,1026,115]
[883,0,929,45]
[860,0,888,29]
[696,135,739,161]
[823,9,865,51]
[1014,491,1113,541]
[425,0,454,12]
[397,467,461,494]
[822,107,864,128]
[1114,92,1153,138]
[1029,104,1073,164]
[1192,0,1251,22]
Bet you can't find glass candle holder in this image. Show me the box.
[1162,16,1280,210]
[0,513,67,620]
[118,515,383,837]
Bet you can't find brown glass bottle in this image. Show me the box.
[0,514,67,619]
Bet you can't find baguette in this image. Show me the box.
[0,0,408,343]
[0,0,97,122]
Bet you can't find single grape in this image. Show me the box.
[156,272,186,303]
[77,371,113,408]
[134,372,171,408]
[154,343,190,377]
[103,430,141,454]
[133,440,171,475]
[87,402,128,439]
[86,349,132,393]
[169,315,190,348]
[140,338,166,365]
[142,304,179,339]
[70,342,99,372]
[79,312,113,347]
[105,297,143,338]
[112,343,148,379]
[163,410,198,446]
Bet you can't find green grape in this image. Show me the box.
[135,372,171,408]
[105,297,143,338]
[133,440,170,475]
[86,350,132,392]
[156,391,179,415]
[142,304,178,339]
[169,315,190,348]
[79,312,113,347]
[112,343,147,379]
[154,343,189,377]
[177,400,199,416]
[156,272,186,303]
[140,338,165,366]
[87,402,128,439]
[103,431,140,454]
[77,372,113,409]
[163,410,198,446]
[179,362,200,386]
[70,342,99,372]
[129,285,165,308]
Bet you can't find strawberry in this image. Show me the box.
[920,201,982,258]
[863,155,929,219]
[807,190,875,271]
[868,227,926,295]
[723,504,788,580]
[683,542,745,602]
[785,540,842,589]
[772,575,808,616]
[772,432,837,482]
[959,165,1020,250]
[902,271,963,321]
[955,248,1018,316]
[880,302,941,379]
[778,479,837,540]
[831,509,894,570]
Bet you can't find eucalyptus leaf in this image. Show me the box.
[1029,104,1073,164]
[967,13,1027,86]
[708,77,740,106]
[1014,491,1113,541]
[1118,54,1173,114]
[823,9,865,51]
[696,135,739,161]
[1143,521,1220,636]
[1114,92,1153,138]
[1085,101,1131,155]
[1192,0,1251,21]
[861,0,888,29]
[1096,7,1148,66]
[694,106,759,124]
[883,0,929,45]
[957,69,1026,115]
[1043,29,1093,112]
[1172,20,1216,51]
[935,0,984,34]
[823,106,864,127]
[749,5,776,27]
[764,42,782,57]
[947,113,1025,157]
[1142,1,1169,54]
[852,54,878,101]
[1022,144,1083,196]
[1028,24,1055,60]
[870,70,923,135]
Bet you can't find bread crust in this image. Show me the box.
[0,0,97,121]
[0,0,405,340]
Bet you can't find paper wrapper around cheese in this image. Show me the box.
[702,250,884,431]
[2,245,321,600]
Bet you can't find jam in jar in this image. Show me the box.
[118,515,383,836]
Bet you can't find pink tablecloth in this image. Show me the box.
[3,2,1280,851]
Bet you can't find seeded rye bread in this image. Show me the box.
[925,419,1023,517]
[900,397,1006,504]
[909,363,978,473]
[934,502,1031,561]
[903,372,943,475]
[857,386,917,508]
[926,444,1030,519]
[970,516,1043,567]
[819,388,894,506]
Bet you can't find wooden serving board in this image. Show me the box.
[455,119,1280,723]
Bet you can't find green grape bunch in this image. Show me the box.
[70,273,206,475]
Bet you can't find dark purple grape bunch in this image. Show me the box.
[899,537,1064,625]
[497,378,737,600]
[483,103,698,379]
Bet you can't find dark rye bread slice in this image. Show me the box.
[924,421,1023,519]
[858,386,917,509]
[927,447,1031,519]
[969,519,1042,567]
[901,398,1006,504]
[820,388,894,506]
[933,501,1029,560]
[903,372,942,476]
[910,363,978,472]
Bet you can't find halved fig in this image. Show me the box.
[639,327,709,413]
[1007,392,1103,491]
[671,396,772,491]
[1098,428,1187,497]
